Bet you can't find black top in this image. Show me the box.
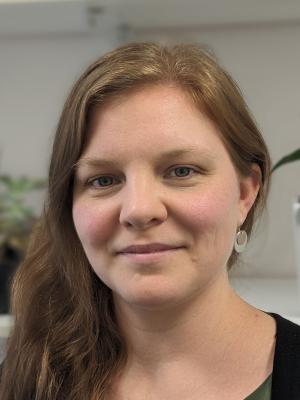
[267,312,300,399]
[1,312,300,399]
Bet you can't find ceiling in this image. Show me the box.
[1,0,300,36]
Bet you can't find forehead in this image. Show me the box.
[87,84,204,135]
[82,84,229,163]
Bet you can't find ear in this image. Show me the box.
[238,163,261,226]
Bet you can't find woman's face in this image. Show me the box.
[72,84,259,310]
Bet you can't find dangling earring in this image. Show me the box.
[234,228,247,253]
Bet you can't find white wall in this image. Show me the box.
[0,34,117,176]
[0,22,299,278]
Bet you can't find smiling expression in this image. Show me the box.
[72,84,258,310]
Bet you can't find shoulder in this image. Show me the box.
[269,312,300,348]
[268,312,300,363]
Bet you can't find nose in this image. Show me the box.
[119,174,168,230]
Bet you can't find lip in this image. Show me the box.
[118,248,182,264]
[117,243,183,254]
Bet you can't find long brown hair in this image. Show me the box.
[0,42,271,399]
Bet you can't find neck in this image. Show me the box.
[113,272,257,374]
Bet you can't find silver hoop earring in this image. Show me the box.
[234,229,247,253]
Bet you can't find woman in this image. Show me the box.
[1,42,300,399]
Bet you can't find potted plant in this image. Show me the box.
[0,175,46,314]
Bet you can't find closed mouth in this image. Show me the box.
[120,247,183,254]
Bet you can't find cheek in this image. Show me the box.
[182,183,239,234]
[72,200,114,247]
[180,183,240,268]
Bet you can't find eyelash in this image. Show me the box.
[86,166,202,189]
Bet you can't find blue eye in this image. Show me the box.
[89,176,116,188]
[171,166,195,178]
[87,166,199,189]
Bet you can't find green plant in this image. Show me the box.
[0,175,46,255]
[271,148,300,173]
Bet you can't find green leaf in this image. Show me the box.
[271,148,300,173]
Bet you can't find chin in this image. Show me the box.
[114,285,186,311]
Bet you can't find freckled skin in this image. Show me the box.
[72,84,258,310]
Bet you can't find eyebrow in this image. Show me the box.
[74,148,216,169]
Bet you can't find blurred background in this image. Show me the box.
[0,0,300,351]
